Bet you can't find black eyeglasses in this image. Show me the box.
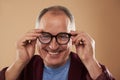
[38,32,72,45]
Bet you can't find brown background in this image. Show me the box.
[0,0,120,79]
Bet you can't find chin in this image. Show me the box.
[44,54,69,68]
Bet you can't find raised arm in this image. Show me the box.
[71,31,115,80]
[5,29,42,80]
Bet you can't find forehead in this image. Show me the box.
[39,11,71,34]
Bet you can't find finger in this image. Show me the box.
[71,32,87,46]
[25,29,43,39]
[25,32,41,38]
[16,29,42,48]
[70,31,78,44]
[31,29,43,33]
[30,39,37,47]
[70,31,78,36]
[75,37,86,46]
[73,36,86,47]
[26,29,43,35]
[22,36,37,46]
[70,31,84,40]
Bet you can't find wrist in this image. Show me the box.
[5,59,27,80]
[85,58,101,69]
[83,58,102,79]
[15,58,29,67]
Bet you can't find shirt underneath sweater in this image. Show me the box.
[43,58,70,80]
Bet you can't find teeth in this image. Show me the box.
[49,52,59,54]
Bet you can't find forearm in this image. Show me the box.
[5,60,27,80]
[83,58,102,79]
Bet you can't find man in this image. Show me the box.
[0,6,115,80]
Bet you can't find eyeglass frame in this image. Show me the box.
[38,32,72,45]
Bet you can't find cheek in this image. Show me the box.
[36,40,47,56]
[62,41,72,56]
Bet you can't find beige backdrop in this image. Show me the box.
[0,0,120,79]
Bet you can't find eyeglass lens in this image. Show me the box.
[38,32,71,45]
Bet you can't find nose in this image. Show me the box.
[48,37,59,50]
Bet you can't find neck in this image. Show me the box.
[44,56,70,68]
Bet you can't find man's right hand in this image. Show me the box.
[16,29,42,64]
[5,29,42,80]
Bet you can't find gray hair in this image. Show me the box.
[35,5,75,31]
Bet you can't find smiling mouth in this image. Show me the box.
[48,52,60,54]
[44,49,63,55]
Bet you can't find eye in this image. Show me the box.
[57,34,69,40]
[41,35,50,39]
[39,33,51,40]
